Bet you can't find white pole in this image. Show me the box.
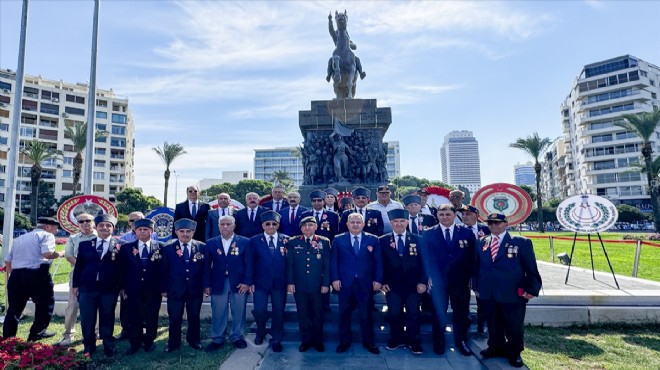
[82,0,100,195]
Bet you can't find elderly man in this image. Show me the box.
[331,213,382,355]
[120,212,159,243]
[120,218,163,355]
[160,218,207,353]
[368,185,403,234]
[339,187,384,236]
[302,190,339,242]
[461,205,491,334]
[58,213,97,346]
[402,195,437,235]
[206,193,234,240]
[262,184,289,212]
[235,192,267,238]
[204,215,252,352]
[249,211,289,352]
[449,190,465,225]
[72,214,122,357]
[3,217,61,341]
[474,213,542,368]
[173,185,210,242]
[278,191,308,237]
[418,188,438,220]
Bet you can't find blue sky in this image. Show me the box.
[2,0,659,203]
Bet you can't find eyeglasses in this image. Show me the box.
[188,190,198,193]
[129,219,139,222]
[78,219,93,224]
[487,221,504,225]
[264,222,278,226]
[312,199,324,202]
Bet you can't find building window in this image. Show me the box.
[618,172,641,182]
[94,160,105,167]
[20,127,36,138]
[63,157,74,165]
[591,134,612,143]
[93,172,105,180]
[111,113,127,124]
[593,160,615,170]
[65,106,85,116]
[96,124,107,131]
[0,137,7,145]
[96,99,107,107]
[62,170,72,178]
[595,173,617,184]
[93,184,105,192]
[110,137,126,147]
[111,125,126,135]
[22,99,38,111]
[41,90,60,101]
[0,124,8,131]
[0,81,11,91]
[95,148,106,155]
[96,136,107,143]
[65,94,85,104]
[96,111,107,119]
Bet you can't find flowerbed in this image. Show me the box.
[0,337,90,370]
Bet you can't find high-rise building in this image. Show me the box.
[0,70,135,210]
[440,130,481,193]
[558,55,660,211]
[514,162,536,187]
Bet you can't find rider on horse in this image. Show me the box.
[326,11,366,83]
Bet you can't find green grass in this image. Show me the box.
[524,324,660,370]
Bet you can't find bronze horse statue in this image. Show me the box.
[327,10,365,99]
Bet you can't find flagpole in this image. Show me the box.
[83,0,100,195]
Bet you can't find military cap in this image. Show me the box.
[486,213,508,223]
[94,214,117,227]
[462,205,480,215]
[418,188,430,195]
[352,187,370,198]
[260,210,281,224]
[134,218,154,229]
[340,197,354,207]
[309,190,326,200]
[37,217,60,226]
[402,195,422,206]
[324,188,339,197]
[377,185,391,192]
[174,218,197,231]
[387,209,409,221]
[299,216,317,227]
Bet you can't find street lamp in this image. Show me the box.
[173,170,179,205]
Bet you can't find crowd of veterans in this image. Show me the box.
[1,184,542,368]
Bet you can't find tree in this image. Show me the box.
[0,207,33,230]
[64,122,108,195]
[36,181,57,218]
[233,180,273,203]
[20,140,63,224]
[544,197,562,208]
[152,142,187,208]
[390,175,430,188]
[115,188,163,215]
[616,204,650,223]
[510,133,552,232]
[201,183,236,200]
[271,170,294,191]
[520,184,537,203]
[616,107,660,231]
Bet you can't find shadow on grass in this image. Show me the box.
[622,334,660,353]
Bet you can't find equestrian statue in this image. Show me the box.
[326,10,366,99]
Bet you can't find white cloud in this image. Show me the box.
[583,0,607,10]
[404,84,462,94]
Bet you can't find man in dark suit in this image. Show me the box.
[420,204,475,356]
[286,216,331,353]
[338,187,384,236]
[261,184,289,211]
[278,191,308,237]
[379,209,426,355]
[160,218,208,353]
[234,192,267,238]
[474,213,542,368]
[204,215,252,352]
[249,211,289,353]
[119,219,163,355]
[461,205,491,334]
[206,193,234,240]
[72,214,122,357]
[331,212,383,355]
[173,185,210,242]
[302,190,340,242]
[402,195,437,235]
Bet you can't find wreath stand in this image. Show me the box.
[564,232,619,289]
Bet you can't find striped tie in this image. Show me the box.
[490,235,499,261]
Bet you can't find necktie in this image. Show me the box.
[96,240,105,259]
[397,234,404,255]
[306,238,311,247]
[359,209,364,216]
[268,236,276,255]
[411,216,419,234]
[290,208,295,224]
[275,201,280,212]
[444,228,451,244]
[191,203,197,218]
[315,212,320,222]
[221,208,225,216]
[250,209,255,222]
[183,243,190,262]
[141,243,149,265]
[490,236,500,261]
[353,236,360,255]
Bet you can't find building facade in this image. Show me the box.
[514,162,536,187]
[440,130,481,193]
[558,55,660,211]
[0,71,135,211]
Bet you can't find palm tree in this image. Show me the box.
[20,140,63,224]
[510,133,552,232]
[615,107,660,231]
[64,122,108,195]
[152,142,187,207]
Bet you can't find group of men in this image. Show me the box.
[2,184,541,368]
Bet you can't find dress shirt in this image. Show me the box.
[368,200,404,234]
[96,237,112,258]
[3,228,55,269]
[221,234,234,255]
[440,225,455,242]
[189,201,198,216]
[64,231,97,259]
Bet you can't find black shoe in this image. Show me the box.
[205,342,224,353]
[480,347,506,359]
[125,347,139,356]
[363,344,380,355]
[27,330,56,342]
[189,342,203,350]
[314,342,325,352]
[254,335,264,345]
[144,344,156,353]
[299,342,312,352]
[385,340,406,350]
[455,341,472,356]
[163,345,179,353]
[336,342,350,353]
[233,339,248,349]
[115,331,129,341]
[433,344,445,355]
[271,342,283,352]
[509,355,524,368]
[409,343,424,355]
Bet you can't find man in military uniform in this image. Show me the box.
[339,187,384,236]
[72,214,122,357]
[119,218,163,355]
[461,205,491,334]
[287,216,331,352]
[204,215,252,352]
[379,209,426,355]
[249,211,289,352]
[302,190,339,242]
[474,213,542,368]
[3,217,60,341]
[402,195,436,235]
[58,213,96,346]
[160,218,207,353]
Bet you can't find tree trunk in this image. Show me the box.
[30,165,42,225]
[535,161,545,233]
[163,168,170,208]
[72,152,83,196]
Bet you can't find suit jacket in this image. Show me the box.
[173,200,210,242]
[234,206,268,238]
[160,239,208,299]
[379,233,426,293]
[330,232,383,293]
[262,199,289,211]
[72,237,123,293]
[206,207,235,240]
[119,239,163,297]
[204,234,252,294]
[338,209,384,236]
[420,224,476,287]
[474,233,542,303]
[407,214,437,235]
[301,209,339,241]
[250,233,289,291]
[286,235,331,293]
[278,206,309,237]
[464,223,491,240]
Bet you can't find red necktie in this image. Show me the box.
[490,235,499,261]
